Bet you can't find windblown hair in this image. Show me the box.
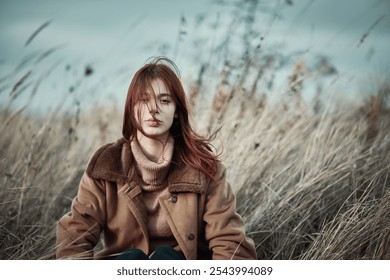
[122,57,219,180]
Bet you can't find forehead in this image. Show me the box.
[145,78,170,95]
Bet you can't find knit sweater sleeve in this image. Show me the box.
[56,172,106,259]
[203,164,257,260]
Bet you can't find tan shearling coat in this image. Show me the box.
[56,138,257,260]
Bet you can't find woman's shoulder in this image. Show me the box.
[212,161,227,182]
[86,138,132,183]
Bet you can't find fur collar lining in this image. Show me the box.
[86,138,207,193]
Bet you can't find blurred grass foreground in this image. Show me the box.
[1,3,390,259]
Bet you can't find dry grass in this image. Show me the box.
[0,101,121,259]
[195,82,390,259]
[1,70,389,259]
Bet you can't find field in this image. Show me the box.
[1,61,389,259]
[1,0,390,260]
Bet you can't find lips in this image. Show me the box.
[146,119,161,127]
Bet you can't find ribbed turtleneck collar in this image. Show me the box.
[130,136,174,191]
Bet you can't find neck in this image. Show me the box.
[136,132,170,163]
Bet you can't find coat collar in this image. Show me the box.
[86,138,207,194]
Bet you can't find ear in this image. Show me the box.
[174,112,178,118]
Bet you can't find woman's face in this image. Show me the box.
[134,78,177,140]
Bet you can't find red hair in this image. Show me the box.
[122,57,219,180]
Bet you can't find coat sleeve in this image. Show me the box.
[56,172,106,259]
[203,164,257,260]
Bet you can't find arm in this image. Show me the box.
[203,164,257,260]
[56,172,106,259]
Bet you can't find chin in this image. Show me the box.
[143,130,169,139]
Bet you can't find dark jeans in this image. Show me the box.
[115,246,185,260]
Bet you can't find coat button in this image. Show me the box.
[187,233,195,240]
[170,195,178,203]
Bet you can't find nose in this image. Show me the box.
[148,102,158,115]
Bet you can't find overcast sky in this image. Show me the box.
[1,0,389,112]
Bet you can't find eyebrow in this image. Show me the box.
[141,92,171,98]
[157,93,172,98]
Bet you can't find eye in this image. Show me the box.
[160,99,170,104]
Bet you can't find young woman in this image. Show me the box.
[56,57,257,260]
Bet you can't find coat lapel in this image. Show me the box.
[167,162,208,194]
[117,179,150,254]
